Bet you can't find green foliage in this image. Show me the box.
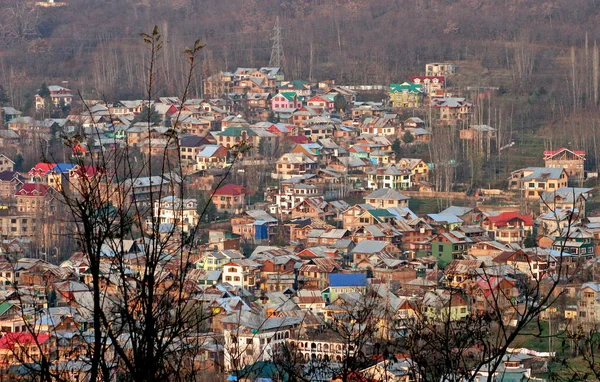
[524,231,536,248]
[392,139,402,157]
[13,154,23,171]
[334,93,348,112]
[402,131,415,144]
[267,111,280,123]
[0,85,9,105]
[132,106,161,125]
[196,191,218,223]
[47,289,57,308]
[39,82,50,99]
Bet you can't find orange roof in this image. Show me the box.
[213,184,248,196]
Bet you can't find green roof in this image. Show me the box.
[217,127,258,137]
[390,82,423,94]
[370,209,395,220]
[0,302,13,317]
[279,92,298,101]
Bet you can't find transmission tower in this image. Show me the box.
[269,16,286,69]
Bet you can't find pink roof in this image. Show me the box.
[213,184,248,196]
[486,212,533,227]
[409,75,446,83]
[16,183,50,197]
[0,333,51,349]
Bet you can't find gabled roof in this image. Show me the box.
[485,212,534,227]
[352,240,390,254]
[543,148,585,160]
[16,183,50,197]
[389,82,423,94]
[28,162,56,176]
[365,188,409,201]
[197,145,226,158]
[214,184,248,196]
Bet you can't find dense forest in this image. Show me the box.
[2,0,600,175]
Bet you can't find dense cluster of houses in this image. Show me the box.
[0,64,594,381]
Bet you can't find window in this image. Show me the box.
[438,245,443,253]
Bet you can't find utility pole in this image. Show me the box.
[269,16,286,70]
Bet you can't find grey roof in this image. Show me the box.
[518,167,565,181]
[245,210,277,223]
[352,240,390,254]
[427,213,463,224]
[439,206,473,216]
[365,188,409,201]
[541,187,593,204]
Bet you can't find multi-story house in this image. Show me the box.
[552,227,595,259]
[15,183,54,215]
[430,231,473,266]
[222,259,260,288]
[196,144,229,171]
[389,83,423,108]
[231,210,278,242]
[197,249,245,271]
[0,171,24,199]
[367,164,413,190]
[272,152,317,180]
[0,155,14,173]
[470,276,519,316]
[271,92,302,109]
[431,97,472,124]
[492,250,548,280]
[425,63,456,76]
[398,158,429,183]
[409,76,445,96]
[306,94,336,111]
[364,188,409,209]
[422,289,469,321]
[543,148,585,180]
[222,313,301,371]
[35,85,73,110]
[481,212,534,245]
[509,167,569,199]
[540,187,592,217]
[578,282,600,327]
[213,184,248,213]
[152,196,198,233]
[322,273,367,304]
[203,71,234,98]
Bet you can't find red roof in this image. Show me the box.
[543,148,585,159]
[16,183,50,197]
[28,163,56,177]
[0,333,51,350]
[71,165,104,178]
[486,212,533,227]
[213,184,248,196]
[287,135,309,144]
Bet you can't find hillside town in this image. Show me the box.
[0,63,596,381]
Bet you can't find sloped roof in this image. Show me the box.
[486,212,534,226]
[365,188,409,201]
[214,184,248,196]
[329,273,367,287]
[352,240,390,254]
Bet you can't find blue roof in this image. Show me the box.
[329,273,367,287]
[51,163,76,173]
